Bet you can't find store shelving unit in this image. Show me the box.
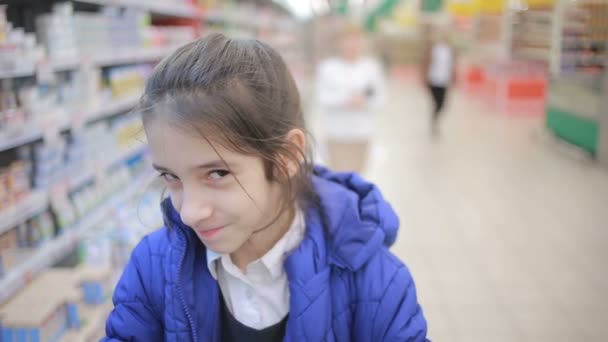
[0,191,48,236]
[546,0,608,155]
[0,46,179,80]
[0,0,195,311]
[91,45,181,67]
[510,7,556,66]
[0,93,141,153]
[73,0,203,19]
[0,170,155,305]
[0,140,147,237]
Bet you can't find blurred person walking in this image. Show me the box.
[421,29,457,136]
[316,24,385,174]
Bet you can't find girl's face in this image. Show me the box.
[145,117,285,254]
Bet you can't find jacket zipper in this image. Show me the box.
[176,232,198,342]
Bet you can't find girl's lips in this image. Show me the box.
[197,226,224,239]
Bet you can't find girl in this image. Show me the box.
[103,33,428,341]
[316,24,385,174]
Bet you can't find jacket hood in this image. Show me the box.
[311,166,400,271]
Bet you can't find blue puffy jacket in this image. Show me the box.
[103,167,429,341]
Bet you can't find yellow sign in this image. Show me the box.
[525,0,556,8]
[447,0,506,16]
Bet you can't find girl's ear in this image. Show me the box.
[280,129,306,179]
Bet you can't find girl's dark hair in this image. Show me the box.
[139,33,316,226]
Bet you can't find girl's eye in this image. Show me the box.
[208,170,230,181]
[159,172,179,182]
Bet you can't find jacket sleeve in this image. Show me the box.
[372,262,429,341]
[102,236,164,341]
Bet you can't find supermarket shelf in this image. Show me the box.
[107,145,148,170]
[0,143,146,237]
[92,46,179,67]
[0,170,155,305]
[0,94,141,153]
[0,128,47,152]
[0,46,178,79]
[521,10,553,21]
[202,10,292,31]
[73,0,202,19]
[514,47,551,61]
[0,65,37,79]
[202,10,254,29]
[86,94,140,122]
[0,191,49,236]
[52,58,82,72]
[68,144,148,190]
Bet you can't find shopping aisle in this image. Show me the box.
[365,79,608,342]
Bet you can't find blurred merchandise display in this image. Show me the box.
[0,3,196,77]
[0,184,161,341]
[0,0,193,308]
[546,0,608,156]
[510,6,554,67]
[559,1,608,77]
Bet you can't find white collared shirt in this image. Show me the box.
[207,210,305,329]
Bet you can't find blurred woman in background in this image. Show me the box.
[316,23,385,174]
[421,28,457,136]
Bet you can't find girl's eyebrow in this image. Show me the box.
[152,160,232,173]
[194,160,232,170]
[152,164,171,172]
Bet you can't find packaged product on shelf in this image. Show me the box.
[65,290,83,330]
[83,185,100,211]
[73,13,111,55]
[103,6,145,49]
[33,140,66,188]
[16,221,28,248]
[7,160,30,200]
[0,167,10,210]
[50,187,77,231]
[0,228,17,275]
[55,72,85,113]
[80,228,114,268]
[104,64,152,99]
[111,114,145,153]
[0,160,32,211]
[36,2,78,61]
[77,265,114,305]
[25,211,55,247]
[0,78,26,135]
[0,5,45,72]
[16,144,33,174]
[0,5,6,44]
[70,184,92,218]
